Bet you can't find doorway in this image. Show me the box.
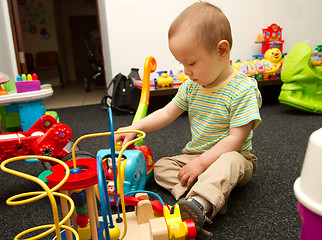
[8,0,106,93]
[70,15,101,84]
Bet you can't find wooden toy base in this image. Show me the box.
[54,212,168,240]
[110,212,153,239]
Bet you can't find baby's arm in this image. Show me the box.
[178,120,254,188]
[115,101,184,146]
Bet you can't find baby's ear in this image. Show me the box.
[217,40,230,58]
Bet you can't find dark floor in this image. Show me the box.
[1,85,321,239]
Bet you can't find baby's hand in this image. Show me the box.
[114,126,139,147]
[178,158,206,188]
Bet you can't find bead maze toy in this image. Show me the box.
[278,42,322,114]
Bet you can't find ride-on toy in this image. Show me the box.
[278,42,322,114]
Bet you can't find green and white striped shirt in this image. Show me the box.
[173,71,262,153]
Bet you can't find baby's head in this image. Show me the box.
[169,2,232,53]
[168,2,233,88]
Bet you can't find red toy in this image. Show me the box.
[46,158,106,190]
[257,23,284,54]
[0,114,72,164]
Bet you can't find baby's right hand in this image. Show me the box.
[114,126,139,147]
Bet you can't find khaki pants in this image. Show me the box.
[154,149,257,219]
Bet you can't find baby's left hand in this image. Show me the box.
[177,158,206,188]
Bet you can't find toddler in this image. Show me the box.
[115,1,262,233]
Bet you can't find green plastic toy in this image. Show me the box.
[278,42,322,114]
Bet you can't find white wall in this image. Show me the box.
[0,1,18,79]
[1,0,322,82]
[98,0,113,83]
[104,0,322,79]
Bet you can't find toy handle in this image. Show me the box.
[311,60,322,66]
[140,56,157,106]
[115,140,123,151]
[132,56,157,124]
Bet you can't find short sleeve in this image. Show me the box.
[172,80,190,111]
[230,87,262,129]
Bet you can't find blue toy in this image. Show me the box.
[96,148,150,200]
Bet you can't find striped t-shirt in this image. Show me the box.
[172,71,262,153]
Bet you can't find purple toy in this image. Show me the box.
[294,128,322,240]
[16,80,41,93]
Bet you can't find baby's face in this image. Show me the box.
[169,29,224,88]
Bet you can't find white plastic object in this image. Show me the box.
[294,127,322,216]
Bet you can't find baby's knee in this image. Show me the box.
[219,151,243,164]
[222,151,240,157]
[218,151,254,186]
[153,159,164,174]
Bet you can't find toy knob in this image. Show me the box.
[115,141,123,151]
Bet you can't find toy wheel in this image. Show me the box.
[84,77,91,92]
[61,150,96,162]
[41,141,91,170]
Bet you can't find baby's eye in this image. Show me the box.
[189,62,196,66]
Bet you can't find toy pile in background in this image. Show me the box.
[233,23,322,84]
[153,70,188,87]
[232,23,286,80]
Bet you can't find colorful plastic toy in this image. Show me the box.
[261,48,283,79]
[0,73,59,132]
[233,47,285,81]
[156,72,174,87]
[255,23,284,54]
[278,42,322,114]
[0,72,10,95]
[253,59,265,80]
[133,56,157,123]
[294,127,322,239]
[0,114,72,164]
[96,146,154,204]
[102,56,156,202]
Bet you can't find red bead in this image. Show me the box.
[76,214,88,228]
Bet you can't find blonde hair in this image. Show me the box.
[168,2,233,51]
